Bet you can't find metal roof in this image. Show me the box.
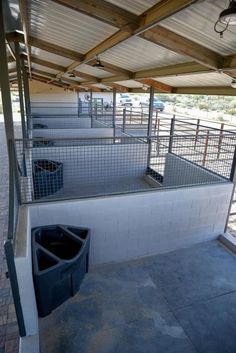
[31,63,59,75]
[8,62,16,70]
[5,0,235,93]
[115,80,144,88]
[101,36,189,72]
[160,0,236,56]
[28,0,118,53]
[154,72,233,87]
[31,47,73,67]
[74,64,113,78]
[92,83,111,89]
[105,0,161,16]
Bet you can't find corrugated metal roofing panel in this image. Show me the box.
[160,0,236,56]
[154,72,232,87]
[28,0,118,54]
[31,47,73,67]
[115,80,143,88]
[101,36,189,72]
[106,0,161,15]
[75,64,113,78]
[31,63,59,75]
[8,62,16,70]
[93,83,111,89]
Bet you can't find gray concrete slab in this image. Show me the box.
[146,241,236,310]
[175,291,236,353]
[40,241,236,353]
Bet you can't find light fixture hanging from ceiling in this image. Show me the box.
[93,55,104,68]
[231,79,236,88]
[68,72,75,78]
[214,0,236,38]
[142,84,149,91]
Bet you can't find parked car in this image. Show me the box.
[140,97,165,112]
[119,94,133,106]
[153,98,165,111]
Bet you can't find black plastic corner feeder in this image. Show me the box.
[32,224,90,317]
[33,159,63,199]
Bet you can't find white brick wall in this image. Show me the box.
[29,182,233,265]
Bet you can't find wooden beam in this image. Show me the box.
[101,74,131,83]
[78,84,102,92]
[50,0,218,81]
[19,0,32,78]
[7,31,85,62]
[223,55,236,71]
[56,0,197,62]
[29,36,84,61]
[134,62,211,79]
[7,56,15,63]
[61,77,83,86]
[139,27,223,70]
[31,74,67,87]
[30,55,66,71]
[173,86,236,96]
[138,0,198,33]
[8,68,16,74]
[72,70,99,82]
[137,78,173,93]
[30,68,56,79]
[51,0,139,31]
[84,30,131,61]
[105,83,129,93]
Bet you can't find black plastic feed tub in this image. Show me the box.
[32,224,90,317]
[33,159,63,199]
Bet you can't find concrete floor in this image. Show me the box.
[43,176,156,201]
[40,240,236,353]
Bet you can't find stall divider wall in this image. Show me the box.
[14,182,233,353]
[32,128,114,139]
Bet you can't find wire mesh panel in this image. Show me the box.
[14,133,233,204]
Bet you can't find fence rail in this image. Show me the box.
[13,132,234,204]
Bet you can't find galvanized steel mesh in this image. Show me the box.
[13,132,233,204]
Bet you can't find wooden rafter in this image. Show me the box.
[134,62,211,79]
[16,0,232,88]
[173,86,236,96]
[139,27,223,70]
[7,31,84,62]
[31,74,67,87]
[19,0,32,78]
[137,0,198,33]
[46,0,200,79]
[8,68,16,74]
[72,70,100,82]
[106,83,129,93]
[30,55,66,72]
[30,68,56,79]
[51,0,139,31]
[137,78,173,93]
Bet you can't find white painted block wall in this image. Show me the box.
[163,153,224,186]
[32,128,114,139]
[32,117,91,129]
[30,182,233,265]
[14,181,233,353]
[31,93,78,115]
